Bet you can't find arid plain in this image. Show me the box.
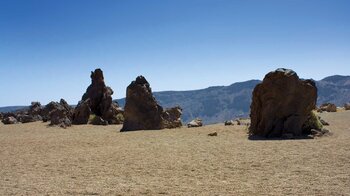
[1,111,349,195]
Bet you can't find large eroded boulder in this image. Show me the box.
[73,68,123,125]
[249,68,317,137]
[121,76,182,131]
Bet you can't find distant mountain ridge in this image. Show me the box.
[1,75,350,124]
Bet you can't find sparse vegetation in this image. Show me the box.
[302,110,323,133]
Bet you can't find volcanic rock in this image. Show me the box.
[17,114,37,123]
[50,108,72,128]
[162,106,183,129]
[2,116,18,125]
[72,99,91,125]
[121,76,164,131]
[249,68,317,137]
[224,120,234,126]
[187,118,203,128]
[28,102,42,116]
[318,103,337,112]
[73,69,123,125]
[121,76,182,131]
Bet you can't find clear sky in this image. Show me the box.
[0,0,349,106]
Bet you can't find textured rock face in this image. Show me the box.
[345,103,350,110]
[2,116,18,124]
[187,118,203,128]
[162,106,183,128]
[318,103,337,112]
[42,99,73,128]
[249,68,317,137]
[72,99,91,125]
[50,107,72,128]
[121,76,164,131]
[73,69,123,125]
[121,76,182,131]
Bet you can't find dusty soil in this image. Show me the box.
[0,111,349,195]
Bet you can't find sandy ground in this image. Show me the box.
[0,111,350,195]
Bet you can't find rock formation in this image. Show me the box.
[249,68,318,137]
[121,76,182,131]
[345,103,350,110]
[73,69,123,125]
[43,99,73,128]
[72,99,91,125]
[162,106,183,128]
[187,118,203,128]
[318,103,337,112]
[2,116,18,124]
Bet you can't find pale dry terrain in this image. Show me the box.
[0,111,350,195]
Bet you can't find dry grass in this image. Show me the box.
[0,111,350,195]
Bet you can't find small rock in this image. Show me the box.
[208,132,218,136]
[320,119,329,126]
[187,118,203,128]
[224,120,234,126]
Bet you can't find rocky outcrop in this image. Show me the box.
[2,116,18,125]
[42,99,73,128]
[121,76,182,131]
[72,99,91,125]
[162,106,183,129]
[50,107,72,128]
[187,118,203,128]
[318,103,337,112]
[73,69,123,125]
[344,103,350,110]
[249,68,318,138]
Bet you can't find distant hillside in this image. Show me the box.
[0,106,28,113]
[2,75,349,124]
[316,75,350,105]
[116,75,350,124]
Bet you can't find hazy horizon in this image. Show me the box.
[1,0,349,106]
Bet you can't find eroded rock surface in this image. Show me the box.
[73,69,123,125]
[249,68,317,137]
[121,76,182,131]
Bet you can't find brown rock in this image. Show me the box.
[187,118,203,128]
[344,103,350,110]
[74,69,123,125]
[121,76,164,131]
[2,116,18,125]
[72,99,91,125]
[249,68,317,137]
[319,103,337,112]
[224,120,234,126]
[208,132,218,136]
[162,106,183,129]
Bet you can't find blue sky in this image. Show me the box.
[0,0,349,106]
